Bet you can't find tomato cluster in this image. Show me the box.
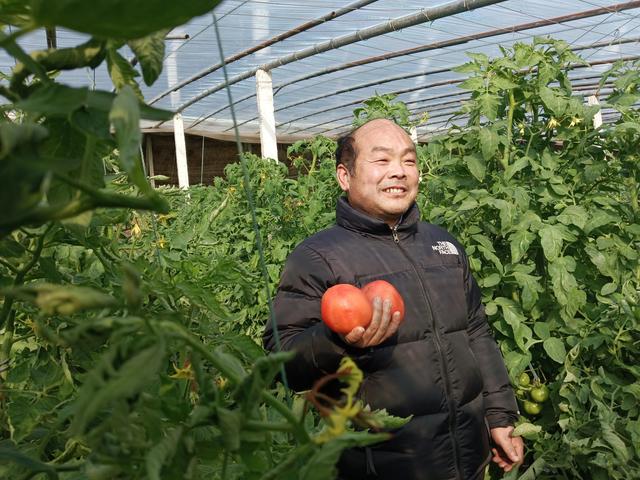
[515,371,550,416]
[321,280,405,334]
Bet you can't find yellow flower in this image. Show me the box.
[156,236,167,249]
[569,116,582,127]
[547,117,560,129]
[131,222,142,237]
[170,362,194,381]
[157,214,174,224]
[518,123,525,136]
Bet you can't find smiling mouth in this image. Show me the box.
[382,187,406,194]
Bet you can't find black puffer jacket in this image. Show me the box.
[263,197,518,480]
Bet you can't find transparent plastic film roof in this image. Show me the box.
[6,0,640,141]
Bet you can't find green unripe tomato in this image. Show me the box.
[518,372,531,387]
[530,384,550,403]
[523,400,543,416]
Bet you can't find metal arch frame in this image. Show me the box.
[225,35,640,133]
[265,54,640,136]
[154,0,509,127]
[185,1,640,133]
[149,0,381,105]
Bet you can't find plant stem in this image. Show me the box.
[165,322,309,442]
[502,89,516,169]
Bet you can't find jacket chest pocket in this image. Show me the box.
[420,263,468,333]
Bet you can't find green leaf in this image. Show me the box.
[464,153,486,181]
[362,407,412,430]
[491,74,519,91]
[477,93,500,120]
[0,237,26,258]
[479,127,499,160]
[504,156,529,181]
[458,76,486,92]
[543,337,566,364]
[600,282,617,295]
[127,29,168,86]
[602,425,630,463]
[509,230,536,263]
[85,89,173,121]
[109,85,156,198]
[217,408,242,451]
[0,440,57,479]
[539,86,568,116]
[557,205,588,230]
[584,209,618,234]
[512,422,542,439]
[15,84,89,116]
[4,283,117,315]
[70,341,166,435]
[533,322,550,340]
[29,0,221,40]
[481,273,501,288]
[539,225,564,261]
[513,272,541,311]
[299,432,389,480]
[146,427,183,480]
[467,52,489,66]
[0,122,48,159]
[106,46,141,96]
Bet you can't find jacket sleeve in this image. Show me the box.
[263,243,348,392]
[462,251,520,429]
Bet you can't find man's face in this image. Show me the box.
[337,119,419,226]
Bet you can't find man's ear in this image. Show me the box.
[336,163,351,192]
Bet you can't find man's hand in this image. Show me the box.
[343,297,401,348]
[490,426,524,473]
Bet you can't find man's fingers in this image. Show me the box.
[513,436,525,464]
[368,298,392,345]
[361,297,382,345]
[344,326,365,344]
[386,311,402,337]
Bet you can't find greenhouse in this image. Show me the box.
[0,1,639,479]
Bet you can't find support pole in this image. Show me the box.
[256,69,278,161]
[145,134,156,188]
[410,126,418,144]
[587,95,603,129]
[173,113,189,189]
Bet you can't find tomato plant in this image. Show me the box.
[518,372,531,388]
[530,384,550,403]
[418,38,640,479]
[523,400,543,416]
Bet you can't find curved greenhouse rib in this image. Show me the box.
[269,1,640,95]
[277,54,640,133]
[319,79,619,137]
[224,34,640,132]
[192,3,640,132]
[149,0,381,105]
[160,0,508,124]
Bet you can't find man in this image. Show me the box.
[263,118,523,479]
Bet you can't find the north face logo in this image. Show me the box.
[432,241,459,255]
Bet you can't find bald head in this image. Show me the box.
[336,119,413,174]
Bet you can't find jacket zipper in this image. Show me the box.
[391,225,464,480]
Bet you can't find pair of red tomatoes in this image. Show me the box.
[321,280,405,334]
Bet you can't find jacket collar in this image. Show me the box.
[336,196,420,238]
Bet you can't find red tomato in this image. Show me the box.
[321,284,373,334]
[361,280,405,322]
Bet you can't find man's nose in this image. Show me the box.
[388,160,407,178]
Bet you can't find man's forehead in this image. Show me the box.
[353,120,414,151]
